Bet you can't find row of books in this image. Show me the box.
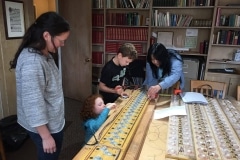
[105,0,150,8]
[93,0,215,8]
[92,0,103,8]
[152,0,215,7]
[94,12,211,27]
[191,19,212,27]
[92,42,146,64]
[105,42,144,54]
[215,9,240,27]
[92,30,104,44]
[213,30,240,45]
[106,27,148,41]
[92,52,103,64]
[106,12,145,26]
[152,10,193,27]
[92,14,104,27]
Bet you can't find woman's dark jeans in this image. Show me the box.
[27,130,63,160]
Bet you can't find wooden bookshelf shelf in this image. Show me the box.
[180,52,208,56]
[152,6,214,9]
[205,0,240,97]
[92,42,104,46]
[105,8,149,10]
[209,60,240,65]
[151,26,212,29]
[211,44,240,47]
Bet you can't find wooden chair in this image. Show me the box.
[190,80,227,99]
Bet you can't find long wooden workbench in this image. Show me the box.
[138,96,171,160]
[73,89,240,160]
[73,89,158,160]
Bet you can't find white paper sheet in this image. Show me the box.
[153,105,186,119]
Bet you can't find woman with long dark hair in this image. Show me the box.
[10,12,70,160]
[143,43,184,99]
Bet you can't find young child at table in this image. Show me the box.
[80,94,116,143]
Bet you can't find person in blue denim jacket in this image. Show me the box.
[143,43,184,99]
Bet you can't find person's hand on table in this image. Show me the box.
[114,85,123,95]
[106,103,117,110]
[147,85,161,99]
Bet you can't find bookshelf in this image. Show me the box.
[151,5,214,54]
[91,0,240,97]
[92,0,151,67]
[91,0,151,85]
[205,0,240,97]
[92,1,104,86]
[150,0,214,94]
[104,2,150,63]
[92,7,104,67]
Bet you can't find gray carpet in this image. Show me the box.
[5,98,85,160]
[59,98,85,160]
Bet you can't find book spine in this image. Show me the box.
[216,31,220,44]
[219,30,226,44]
[225,30,231,44]
[215,7,221,26]
[238,31,240,45]
[199,42,204,54]
[154,9,158,26]
[92,52,103,64]
[203,40,209,54]
[229,30,235,45]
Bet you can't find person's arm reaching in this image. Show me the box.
[99,82,123,95]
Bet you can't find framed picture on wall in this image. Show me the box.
[2,0,25,39]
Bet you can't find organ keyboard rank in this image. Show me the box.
[166,97,240,160]
[73,89,150,160]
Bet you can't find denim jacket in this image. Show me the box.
[143,49,185,90]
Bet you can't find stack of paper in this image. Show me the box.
[180,92,208,104]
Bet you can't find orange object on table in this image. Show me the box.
[174,89,182,95]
